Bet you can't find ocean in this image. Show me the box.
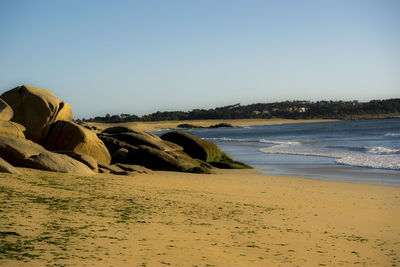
[154,119,400,187]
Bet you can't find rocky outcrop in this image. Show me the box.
[115,163,153,174]
[210,123,233,128]
[161,131,252,169]
[0,98,13,121]
[56,151,98,172]
[177,123,204,129]
[0,85,73,144]
[43,121,111,164]
[0,157,20,174]
[0,136,94,175]
[0,121,26,139]
[99,127,211,173]
[161,131,232,162]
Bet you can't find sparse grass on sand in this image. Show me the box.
[0,168,399,266]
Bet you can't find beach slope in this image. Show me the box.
[0,168,399,266]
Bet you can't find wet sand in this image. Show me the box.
[1,168,399,266]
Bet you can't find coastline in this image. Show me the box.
[1,168,399,266]
[86,118,337,132]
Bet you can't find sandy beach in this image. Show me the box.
[1,168,399,266]
[85,118,336,132]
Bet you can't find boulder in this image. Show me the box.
[0,121,26,138]
[0,157,20,174]
[0,85,73,143]
[97,162,134,175]
[99,131,210,173]
[101,126,182,152]
[209,161,253,169]
[0,135,94,175]
[177,123,204,129]
[161,131,232,162]
[210,123,233,128]
[115,163,153,174]
[43,121,111,164]
[56,151,98,172]
[97,161,124,173]
[0,98,13,121]
[161,131,252,169]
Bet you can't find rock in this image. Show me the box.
[102,127,182,152]
[0,85,73,143]
[56,151,98,172]
[210,123,233,128]
[161,131,252,169]
[0,157,20,174]
[102,126,137,134]
[0,135,94,175]
[43,121,111,164]
[177,123,204,129]
[0,121,26,138]
[209,161,253,169]
[98,167,110,174]
[161,131,232,162]
[97,162,133,175]
[99,132,209,173]
[115,163,153,174]
[0,98,13,121]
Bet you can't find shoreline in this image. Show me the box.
[86,118,337,132]
[1,168,399,266]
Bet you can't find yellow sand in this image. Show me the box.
[86,118,336,132]
[1,168,399,266]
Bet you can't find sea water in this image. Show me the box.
[154,119,400,187]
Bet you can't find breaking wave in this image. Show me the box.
[259,140,400,170]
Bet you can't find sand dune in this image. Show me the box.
[1,168,399,266]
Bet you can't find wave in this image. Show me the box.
[336,155,400,170]
[385,132,400,138]
[205,137,257,142]
[259,141,400,170]
[366,146,400,155]
[259,139,302,146]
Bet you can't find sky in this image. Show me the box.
[0,0,399,119]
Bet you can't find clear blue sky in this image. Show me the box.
[0,0,399,119]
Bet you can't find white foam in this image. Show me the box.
[205,137,255,142]
[259,139,302,146]
[385,132,400,138]
[260,140,400,170]
[367,146,400,155]
[336,155,400,170]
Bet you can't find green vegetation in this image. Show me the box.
[81,99,400,123]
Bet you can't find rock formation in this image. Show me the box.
[0,135,94,175]
[0,156,20,174]
[0,98,13,121]
[161,131,252,169]
[43,121,111,164]
[99,126,211,173]
[0,85,73,144]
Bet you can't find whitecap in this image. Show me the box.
[384,132,400,138]
[366,146,400,155]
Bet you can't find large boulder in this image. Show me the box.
[0,135,94,175]
[99,127,210,173]
[0,157,20,174]
[0,85,73,143]
[161,131,233,162]
[43,121,111,164]
[56,151,99,172]
[0,98,13,121]
[161,131,252,169]
[0,121,26,138]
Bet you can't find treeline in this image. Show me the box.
[81,99,400,123]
